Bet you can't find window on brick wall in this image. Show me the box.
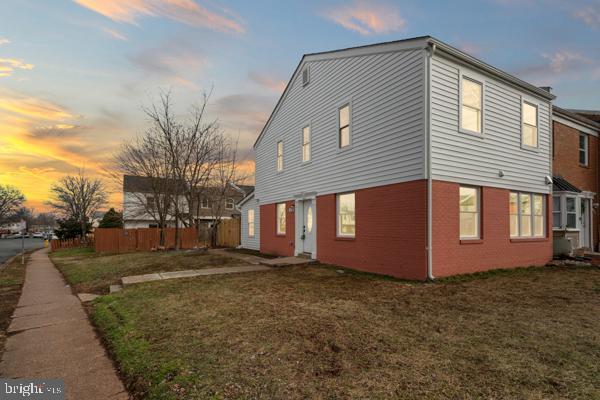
[276,203,286,235]
[337,193,355,237]
[460,186,480,239]
[579,133,588,166]
[510,192,545,237]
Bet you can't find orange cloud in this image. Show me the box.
[322,1,406,35]
[0,58,34,78]
[74,0,245,34]
[0,92,72,120]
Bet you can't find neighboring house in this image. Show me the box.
[90,211,106,228]
[552,106,600,251]
[0,220,26,234]
[123,175,252,229]
[239,191,259,250]
[242,36,556,279]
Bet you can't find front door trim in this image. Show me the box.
[294,195,317,259]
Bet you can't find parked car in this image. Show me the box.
[32,232,44,239]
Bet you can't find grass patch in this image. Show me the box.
[91,264,600,399]
[0,254,29,357]
[50,249,248,294]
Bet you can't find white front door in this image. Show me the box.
[302,200,315,254]
[581,198,591,249]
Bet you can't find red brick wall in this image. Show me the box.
[552,120,598,249]
[432,181,552,277]
[553,121,598,193]
[316,181,428,280]
[259,201,295,256]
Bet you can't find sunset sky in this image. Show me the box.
[1,0,599,212]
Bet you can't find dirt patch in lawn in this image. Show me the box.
[0,253,29,357]
[91,264,600,400]
[50,248,248,294]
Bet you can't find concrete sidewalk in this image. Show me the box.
[0,248,128,400]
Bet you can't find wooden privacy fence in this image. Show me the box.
[94,220,241,254]
[51,237,93,252]
[216,219,241,248]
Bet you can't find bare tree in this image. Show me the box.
[0,184,25,224]
[48,171,107,239]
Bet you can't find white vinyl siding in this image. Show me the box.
[459,186,479,239]
[240,198,260,250]
[337,193,355,237]
[510,192,545,238]
[255,49,425,205]
[430,54,551,194]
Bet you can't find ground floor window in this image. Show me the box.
[247,209,255,237]
[276,203,286,235]
[510,192,545,237]
[553,194,579,230]
[459,186,480,239]
[337,193,355,237]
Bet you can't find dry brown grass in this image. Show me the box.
[92,263,600,400]
[50,247,248,294]
[0,254,28,357]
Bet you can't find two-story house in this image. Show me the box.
[123,175,251,229]
[240,36,555,279]
[552,106,600,251]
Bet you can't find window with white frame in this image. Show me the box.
[276,141,283,172]
[337,193,355,237]
[579,133,588,166]
[461,77,483,134]
[201,197,210,209]
[459,186,480,239]
[566,197,577,229]
[276,203,286,235]
[552,195,561,229]
[510,192,545,237]
[146,195,155,210]
[225,198,235,210]
[247,209,255,237]
[522,102,538,147]
[339,104,350,148]
[302,126,311,162]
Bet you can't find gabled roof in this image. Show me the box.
[553,176,581,193]
[254,36,556,148]
[553,106,600,132]
[237,191,255,207]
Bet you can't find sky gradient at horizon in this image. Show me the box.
[1,0,599,212]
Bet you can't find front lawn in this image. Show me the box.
[91,264,600,399]
[50,248,248,294]
[0,254,28,357]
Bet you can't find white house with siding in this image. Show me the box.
[242,36,555,279]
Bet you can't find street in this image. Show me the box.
[0,238,45,264]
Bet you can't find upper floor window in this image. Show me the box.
[579,133,588,166]
[247,209,255,237]
[302,126,311,162]
[146,196,155,210]
[522,102,538,148]
[337,192,355,237]
[201,198,210,209]
[225,198,235,210]
[459,186,480,239]
[510,192,545,237]
[276,203,286,235]
[461,77,483,134]
[339,104,350,148]
[276,141,283,172]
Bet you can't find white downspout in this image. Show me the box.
[426,42,436,280]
